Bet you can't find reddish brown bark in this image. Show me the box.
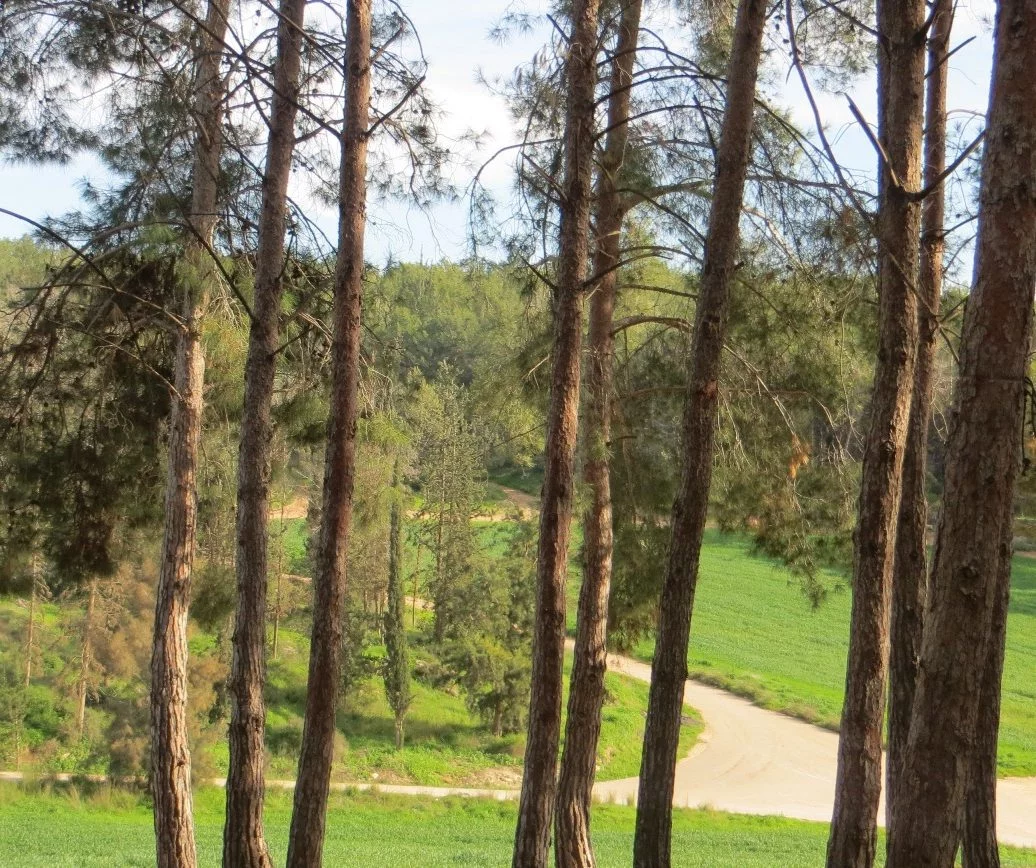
[554,3,642,867]
[886,0,952,826]
[631,1,767,864]
[224,0,307,864]
[962,548,1011,868]
[826,1,925,865]
[886,1,1036,863]
[285,2,371,864]
[149,1,229,865]
[512,1,601,865]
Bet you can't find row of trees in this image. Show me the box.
[503,1,1036,868]
[2,0,1034,866]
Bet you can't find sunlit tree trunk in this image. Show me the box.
[224,0,307,863]
[826,0,925,864]
[285,2,371,864]
[149,1,229,864]
[555,2,641,866]
[632,2,768,865]
[512,0,601,865]
[886,0,951,828]
[76,580,97,738]
[962,551,1011,868]
[886,1,1036,863]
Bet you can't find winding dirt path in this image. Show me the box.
[594,648,1036,849]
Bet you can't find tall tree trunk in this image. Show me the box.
[76,580,97,739]
[886,0,952,827]
[24,553,38,690]
[272,502,285,660]
[886,1,1036,863]
[512,1,601,864]
[149,1,229,864]
[631,2,767,865]
[826,1,925,865]
[285,2,371,863]
[554,2,641,866]
[433,476,446,643]
[962,549,1011,868]
[384,459,410,751]
[224,0,307,863]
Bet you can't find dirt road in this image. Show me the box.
[593,647,1036,849]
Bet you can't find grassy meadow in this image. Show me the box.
[4,785,1034,868]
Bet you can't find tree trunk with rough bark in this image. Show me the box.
[555,3,641,866]
[149,1,229,865]
[76,580,97,738]
[886,2,1036,863]
[224,0,307,863]
[285,2,371,864]
[826,1,925,865]
[962,548,1011,868]
[886,0,951,827]
[631,2,767,865]
[512,1,601,865]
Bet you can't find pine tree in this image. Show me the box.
[633,1,769,864]
[555,2,643,865]
[886,1,1036,862]
[512,1,601,864]
[383,460,411,749]
[286,1,372,862]
[225,0,308,861]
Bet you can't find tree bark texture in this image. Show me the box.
[224,0,307,863]
[885,1,1036,863]
[962,548,1011,868]
[631,2,767,865]
[555,2,641,866]
[886,0,951,827]
[285,2,371,864]
[826,1,925,865]
[512,1,601,865]
[150,1,229,865]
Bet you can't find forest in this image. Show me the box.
[0,0,1034,866]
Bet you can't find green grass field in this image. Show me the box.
[3,785,1033,868]
[632,531,1036,776]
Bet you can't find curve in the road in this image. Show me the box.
[592,647,1036,850]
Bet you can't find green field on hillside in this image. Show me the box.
[3,786,1033,868]
[632,531,1036,776]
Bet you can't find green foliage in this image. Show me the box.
[409,367,490,641]
[443,518,535,736]
[0,243,174,589]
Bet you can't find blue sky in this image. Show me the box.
[0,0,995,265]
